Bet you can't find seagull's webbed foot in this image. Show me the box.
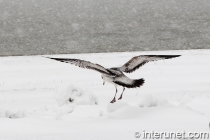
[110,87,118,103]
[110,97,116,103]
[118,95,122,100]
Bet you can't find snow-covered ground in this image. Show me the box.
[0,49,210,140]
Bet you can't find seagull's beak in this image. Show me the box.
[103,81,105,85]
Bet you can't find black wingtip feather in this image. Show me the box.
[44,57,59,60]
[48,57,64,61]
[164,55,181,59]
[145,55,181,59]
[45,57,73,63]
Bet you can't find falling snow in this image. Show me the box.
[0,0,210,56]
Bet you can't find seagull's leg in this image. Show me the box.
[118,87,125,100]
[110,88,117,103]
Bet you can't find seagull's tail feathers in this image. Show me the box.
[131,78,145,88]
[114,78,145,88]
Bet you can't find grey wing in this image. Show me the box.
[118,55,181,73]
[47,57,113,75]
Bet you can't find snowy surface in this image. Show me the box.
[0,49,210,140]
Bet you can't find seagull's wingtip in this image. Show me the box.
[42,56,57,60]
[166,55,181,59]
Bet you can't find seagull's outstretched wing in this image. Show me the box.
[118,55,181,73]
[47,57,113,75]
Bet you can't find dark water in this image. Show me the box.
[0,0,210,56]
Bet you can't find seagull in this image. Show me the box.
[46,55,180,103]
